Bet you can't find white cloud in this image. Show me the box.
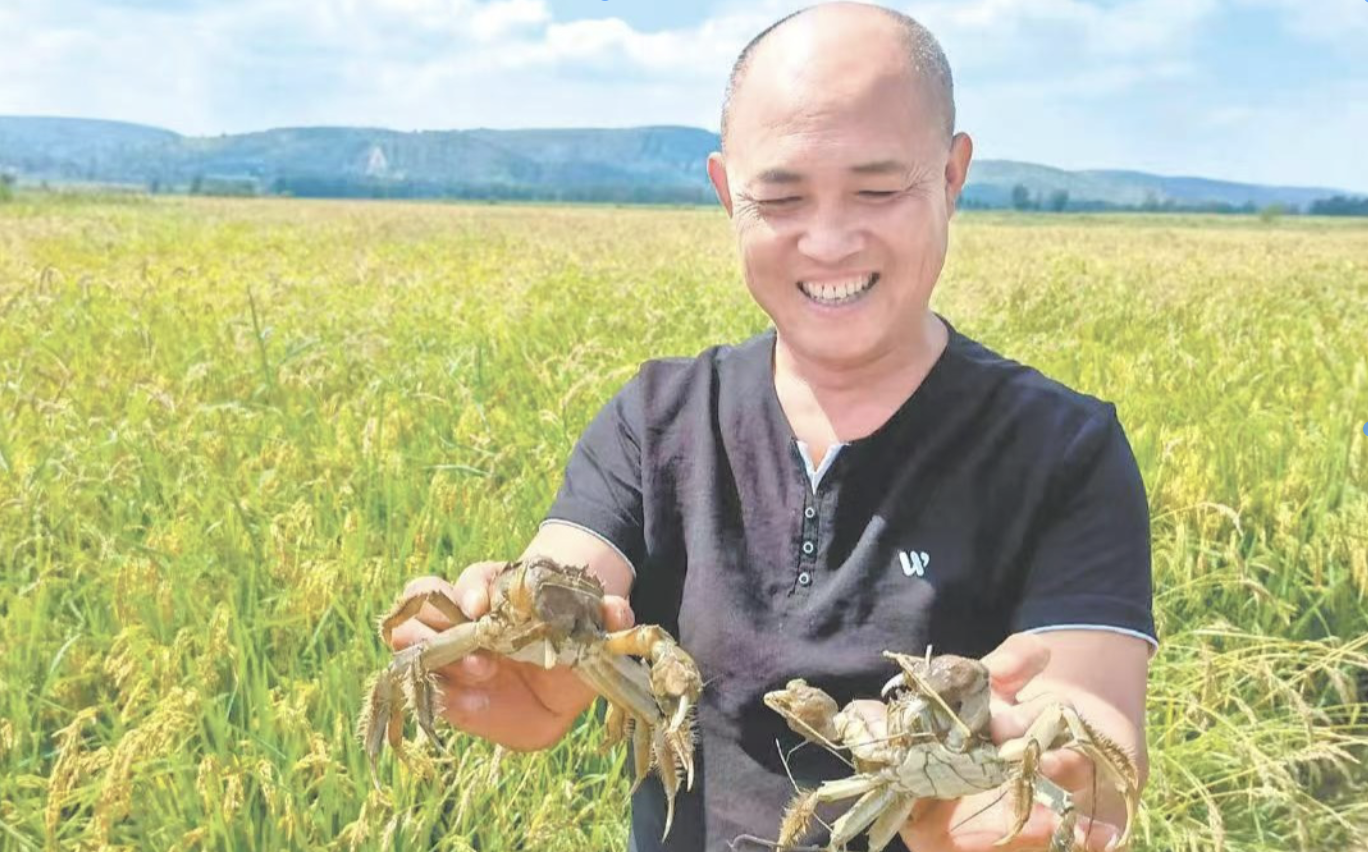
[469,0,550,42]
[446,4,790,75]
[424,0,1217,84]
[0,2,226,129]
[0,0,1220,131]
[902,0,1220,71]
[0,0,1363,192]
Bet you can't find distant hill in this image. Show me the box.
[0,115,1357,210]
[963,160,1346,211]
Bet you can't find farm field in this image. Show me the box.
[1,195,1366,852]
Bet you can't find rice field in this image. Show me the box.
[1,194,1366,851]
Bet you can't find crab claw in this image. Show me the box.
[880,672,907,698]
[664,698,697,790]
[649,644,703,718]
[407,659,444,748]
[358,650,425,786]
[358,618,486,783]
[669,691,692,732]
[358,670,400,786]
[649,644,701,796]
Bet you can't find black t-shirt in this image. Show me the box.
[543,313,1156,852]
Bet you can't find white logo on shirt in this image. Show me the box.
[899,550,929,577]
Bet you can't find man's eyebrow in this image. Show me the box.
[849,160,910,175]
[753,168,804,185]
[751,161,912,184]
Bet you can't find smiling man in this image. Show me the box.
[388,3,1155,850]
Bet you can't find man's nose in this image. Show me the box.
[796,208,864,266]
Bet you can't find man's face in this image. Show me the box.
[709,26,971,371]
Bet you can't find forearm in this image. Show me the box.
[521,521,635,598]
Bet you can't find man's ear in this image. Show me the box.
[944,132,973,217]
[707,152,734,218]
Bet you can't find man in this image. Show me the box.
[389,3,1155,850]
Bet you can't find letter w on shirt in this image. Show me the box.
[899,550,929,577]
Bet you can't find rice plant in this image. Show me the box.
[1,196,1365,851]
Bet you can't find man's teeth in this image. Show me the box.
[799,274,876,304]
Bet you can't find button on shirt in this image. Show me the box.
[542,313,1156,852]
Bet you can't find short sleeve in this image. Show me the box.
[541,370,647,575]
[1011,403,1158,651]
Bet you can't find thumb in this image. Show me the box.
[602,594,634,631]
[982,633,1050,702]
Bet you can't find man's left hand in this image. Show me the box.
[846,633,1127,851]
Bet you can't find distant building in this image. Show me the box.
[365,145,389,177]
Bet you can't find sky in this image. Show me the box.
[1,0,1365,193]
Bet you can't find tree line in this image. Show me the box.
[996,183,1368,216]
[5,171,1365,215]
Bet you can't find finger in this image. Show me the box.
[392,575,463,634]
[601,595,634,631]
[388,614,438,652]
[441,651,499,686]
[451,560,506,619]
[1010,804,1118,851]
[1040,747,1098,795]
[438,664,586,748]
[911,790,1121,851]
[435,670,566,746]
[982,633,1051,701]
[1073,813,1121,852]
[523,662,600,717]
[906,794,1054,850]
[984,801,1114,851]
[990,691,1071,744]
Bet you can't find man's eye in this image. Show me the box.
[758,197,801,206]
[859,190,898,199]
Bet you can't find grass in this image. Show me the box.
[1,195,1366,851]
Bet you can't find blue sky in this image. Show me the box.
[2,0,1365,192]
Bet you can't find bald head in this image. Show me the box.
[720,2,955,152]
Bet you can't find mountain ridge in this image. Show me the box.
[0,115,1357,210]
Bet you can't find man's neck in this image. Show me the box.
[773,312,948,465]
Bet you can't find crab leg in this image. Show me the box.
[997,704,1139,850]
[603,625,702,731]
[1030,776,1081,852]
[577,651,698,839]
[776,775,882,848]
[576,653,662,722]
[358,619,487,777]
[602,701,629,749]
[600,629,701,786]
[601,650,697,789]
[631,716,653,791]
[575,654,672,794]
[865,792,919,852]
[827,781,900,851]
[358,669,405,784]
[409,620,491,671]
[377,589,470,645]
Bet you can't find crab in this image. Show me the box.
[358,556,703,835]
[757,650,1139,852]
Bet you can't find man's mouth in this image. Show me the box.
[797,273,879,306]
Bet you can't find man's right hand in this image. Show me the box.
[385,560,636,752]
